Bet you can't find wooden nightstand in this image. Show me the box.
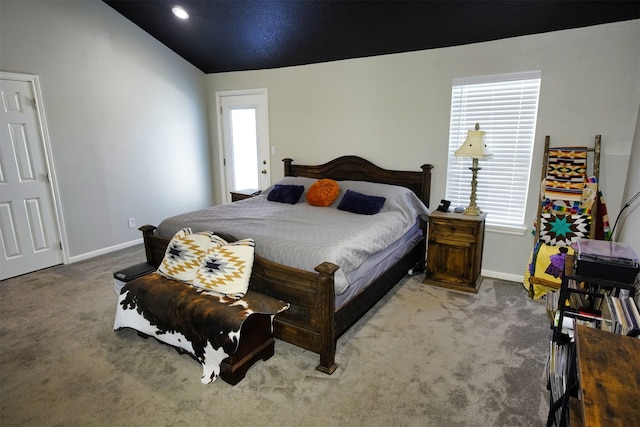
[423,210,486,293]
[230,189,259,202]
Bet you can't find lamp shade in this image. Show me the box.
[454,124,492,159]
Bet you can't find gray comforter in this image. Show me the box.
[157,178,429,295]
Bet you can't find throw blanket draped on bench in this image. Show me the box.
[113,273,289,383]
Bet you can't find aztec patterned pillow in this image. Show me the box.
[192,237,255,298]
[539,213,590,246]
[158,228,217,282]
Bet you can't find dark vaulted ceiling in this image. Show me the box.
[104,1,640,74]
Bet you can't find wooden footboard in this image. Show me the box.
[250,254,340,374]
[139,224,341,373]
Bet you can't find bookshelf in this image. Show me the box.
[548,255,639,341]
[546,254,639,427]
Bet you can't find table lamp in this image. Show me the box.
[454,123,492,216]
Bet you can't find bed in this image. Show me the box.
[139,155,433,374]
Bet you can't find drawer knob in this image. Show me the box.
[450,227,456,233]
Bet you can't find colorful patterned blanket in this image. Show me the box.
[114,273,289,384]
[544,147,587,201]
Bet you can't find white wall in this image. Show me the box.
[206,20,640,280]
[2,1,637,280]
[617,104,640,253]
[0,0,212,259]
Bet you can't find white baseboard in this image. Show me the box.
[481,269,524,285]
[69,238,143,263]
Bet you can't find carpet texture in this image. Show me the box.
[0,245,550,426]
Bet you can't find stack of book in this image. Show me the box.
[546,290,640,338]
[546,289,559,324]
[601,294,640,336]
[548,339,570,426]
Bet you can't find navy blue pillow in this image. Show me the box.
[267,185,304,204]
[337,189,386,215]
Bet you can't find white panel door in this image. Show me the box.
[217,90,270,204]
[0,77,63,280]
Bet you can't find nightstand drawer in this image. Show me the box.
[429,220,477,241]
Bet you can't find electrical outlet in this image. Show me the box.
[128,218,136,228]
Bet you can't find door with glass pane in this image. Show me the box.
[218,90,270,204]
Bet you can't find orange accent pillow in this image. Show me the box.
[306,179,340,207]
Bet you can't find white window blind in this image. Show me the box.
[445,71,541,229]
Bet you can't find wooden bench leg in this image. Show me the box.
[219,313,275,385]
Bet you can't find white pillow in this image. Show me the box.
[157,228,217,282]
[192,237,255,299]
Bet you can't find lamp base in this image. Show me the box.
[463,204,482,216]
[463,159,483,216]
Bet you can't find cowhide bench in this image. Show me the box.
[113,272,289,385]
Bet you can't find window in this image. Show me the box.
[445,71,541,232]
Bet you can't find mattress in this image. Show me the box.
[337,220,422,309]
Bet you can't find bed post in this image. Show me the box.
[139,224,158,266]
[283,158,293,177]
[314,261,339,374]
[421,164,433,208]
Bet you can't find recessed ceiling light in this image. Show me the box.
[172,6,189,20]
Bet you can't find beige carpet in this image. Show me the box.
[0,245,550,426]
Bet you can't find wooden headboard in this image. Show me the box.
[282,156,434,208]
